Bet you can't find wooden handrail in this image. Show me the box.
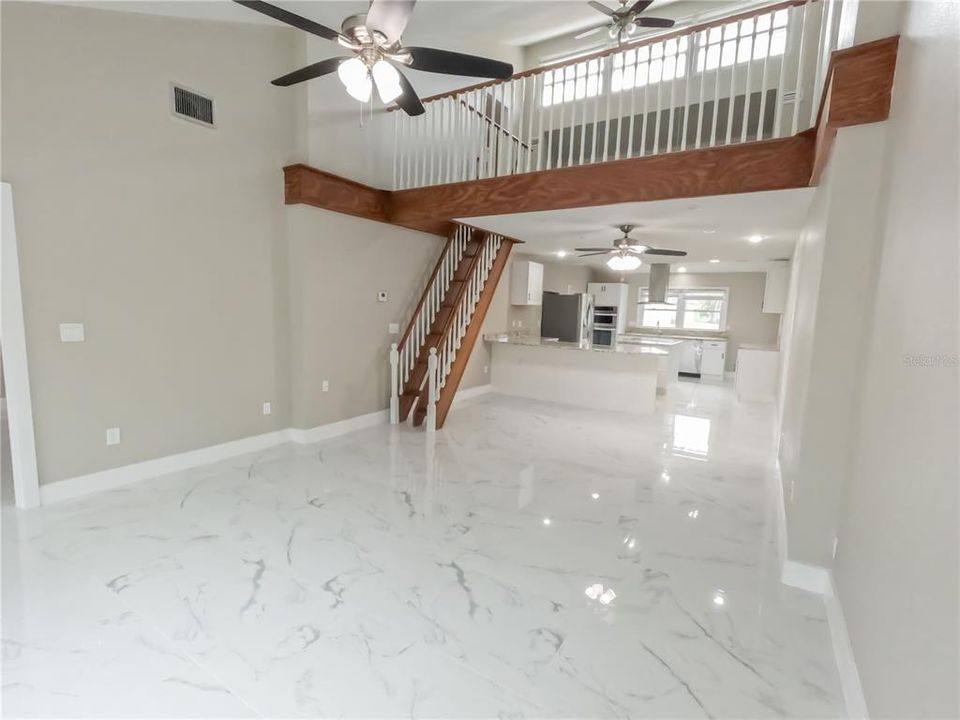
[397,223,469,349]
[389,0,811,110]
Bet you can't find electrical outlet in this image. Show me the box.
[262,402,272,416]
[105,427,121,446]
[377,291,388,302]
[483,365,488,374]
[322,380,329,392]
[388,322,400,334]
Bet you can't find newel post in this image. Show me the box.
[427,347,438,434]
[389,343,399,425]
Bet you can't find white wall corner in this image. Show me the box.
[824,573,870,719]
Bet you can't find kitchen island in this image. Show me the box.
[485,334,663,414]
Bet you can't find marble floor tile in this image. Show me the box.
[2,382,845,718]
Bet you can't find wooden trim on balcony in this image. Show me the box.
[810,35,899,184]
[283,164,390,222]
[388,134,814,225]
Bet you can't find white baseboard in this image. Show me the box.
[780,560,868,718]
[781,559,831,594]
[825,573,870,719]
[40,409,392,506]
[39,429,291,505]
[453,384,493,405]
[287,409,388,445]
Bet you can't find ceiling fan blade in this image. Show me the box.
[574,24,609,40]
[638,16,676,27]
[644,248,687,256]
[233,1,343,42]
[575,247,615,252]
[627,0,655,15]
[406,47,513,79]
[366,0,416,46]
[394,70,425,116]
[271,57,346,86]
[588,1,616,16]
[579,251,613,257]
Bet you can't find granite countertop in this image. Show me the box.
[616,335,685,347]
[485,333,669,356]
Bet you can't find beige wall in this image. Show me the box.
[1,2,302,484]
[285,207,442,428]
[832,2,959,716]
[594,270,782,371]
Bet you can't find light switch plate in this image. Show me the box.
[322,380,329,392]
[60,323,85,342]
[105,427,121,446]
[389,322,400,335]
[262,402,272,415]
[377,291,388,303]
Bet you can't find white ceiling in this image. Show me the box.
[52,0,677,48]
[462,188,814,273]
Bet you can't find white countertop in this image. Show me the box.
[616,336,685,347]
[739,344,780,352]
[485,333,669,356]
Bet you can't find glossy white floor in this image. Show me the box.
[1,382,845,718]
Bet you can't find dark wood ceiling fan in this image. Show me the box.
[234,0,514,116]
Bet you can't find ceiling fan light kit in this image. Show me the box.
[607,254,642,271]
[234,0,514,116]
[578,0,675,45]
[577,224,687,268]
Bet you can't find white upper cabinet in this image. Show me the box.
[510,260,544,306]
[587,282,628,308]
[762,265,790,314]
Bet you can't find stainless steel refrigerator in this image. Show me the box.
[540,292,594,343]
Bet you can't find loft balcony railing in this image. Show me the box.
[391,0,840,190]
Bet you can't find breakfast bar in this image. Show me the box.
[485,334,664,414]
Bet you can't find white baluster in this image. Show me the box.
[640,55,650,156]
[710,29,723,147]
[773,7,793,138]
[757,13,772,140]
[695,30,707,149]
[726,19,743,146]
[653,40,665,154]
[792,1,810,135]
[741,18,756,144]
[615,54,625,160]
[627,54,638,158]
[666,40,677,153]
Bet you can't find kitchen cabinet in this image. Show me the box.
[700,340,727,379]
[677,339,700,375]
[762,265,790,314]
[587,282,628,309]
[510,260,544,305]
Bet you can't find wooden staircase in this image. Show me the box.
[393,224,514,430]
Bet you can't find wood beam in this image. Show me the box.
[388,135,814,227]
[810,35,899,185]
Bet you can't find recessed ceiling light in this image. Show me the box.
[709,259,720,263]
[556,250,568,258]
[677,266,687,273]
[703,229,716,234]
[542,517,552,526]
[747,234,765,244]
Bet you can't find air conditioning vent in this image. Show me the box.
[171,84,215,127]
[781,90,798,104]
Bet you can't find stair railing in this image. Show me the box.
[422,232,503,425]
[391,224,471,422]
[391,0,839,190]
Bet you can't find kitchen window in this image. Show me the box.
[637,288,728,331]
